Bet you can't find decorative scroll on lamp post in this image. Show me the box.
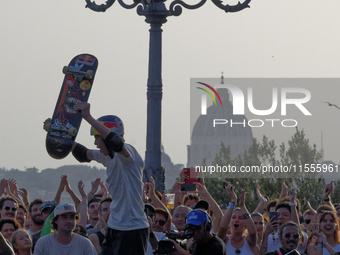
[85,0,251,192]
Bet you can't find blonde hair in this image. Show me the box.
[11,229,32,253]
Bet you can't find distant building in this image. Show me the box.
[162,145,184,190]
[187,75,253,167]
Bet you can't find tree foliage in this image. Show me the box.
[204,128,325,213]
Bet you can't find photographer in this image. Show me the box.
[167,209,226,255]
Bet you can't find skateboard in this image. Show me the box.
[45,54,98,159]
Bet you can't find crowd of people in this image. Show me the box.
[1,101,339,255]
[1,175,340,255]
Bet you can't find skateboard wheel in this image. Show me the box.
[68,128,77,137]
[44,123,51,132]
[85,70,94,80]
[62,66,69,74]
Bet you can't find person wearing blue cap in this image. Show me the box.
[169,209,226,255]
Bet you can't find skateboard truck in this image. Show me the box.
[62,66,94,81]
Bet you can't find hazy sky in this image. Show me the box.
[1,0,340,171]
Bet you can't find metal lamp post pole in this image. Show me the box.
[85,0,251,193]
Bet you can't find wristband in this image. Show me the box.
[324,198,330,202]
[185,252,190,255]
[289,202,297,206]
[228,202,235,210]
[315,245,323,248]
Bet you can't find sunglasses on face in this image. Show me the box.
[155,219,166,226]
[4,206,17,212]
[284,233,300,239]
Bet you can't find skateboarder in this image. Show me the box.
[44,102,149,255]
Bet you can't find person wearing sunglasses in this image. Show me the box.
[153,209,169,234]
[0,197,18,221]
[264,221,303,255]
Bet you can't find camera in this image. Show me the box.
[154,228,195,255]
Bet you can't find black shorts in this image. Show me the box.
[100,227,149,255]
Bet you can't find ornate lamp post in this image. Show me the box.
[85,0,251,192]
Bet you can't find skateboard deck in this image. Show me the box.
[46,54,98,159]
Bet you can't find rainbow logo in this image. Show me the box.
[196,82,223,106]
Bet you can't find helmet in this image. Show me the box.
[90,115,124,136]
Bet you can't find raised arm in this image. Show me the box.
[88,178,101,200]
[253,184,268,214]
[195,182,223,234]
[146,177,172,231]
[77,180,88,228]
[323,181,334,207]
[54,175,66,203]
[289,188,299,225]
[64,176,81,208]
[239,189,257,249]
[217,184,237,241]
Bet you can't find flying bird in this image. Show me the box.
[322,101,340,110]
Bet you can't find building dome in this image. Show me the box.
[188,76,253,167]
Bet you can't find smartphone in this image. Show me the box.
[269,211,279,222]
[181,183,196,192]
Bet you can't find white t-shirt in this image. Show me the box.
[323,243,340,255]
[34,233,97,255]
[226,237,254,255]
[92,143,149,231]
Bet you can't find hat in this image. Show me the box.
[156,208,169,221]
[144,203,156,215]
[186,209,210,226]
[192,200,209,211]
[54,203,76,216]
[41,201,57,212]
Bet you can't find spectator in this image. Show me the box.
[252,212,265,248]
[170,209,226,255]
[183,195,199,207]
[318,211,340,254]
[0,197,18,220]
[16,204,28,229]
[302,209,314,234]
[34,203,96,255]
[88,198,112,253]
[0,218,20,242]
[86,197,101,230]
[11,229,32,255]
[27,199,44,236]
[172,206,192,232]
[260,189,307,255]
[264,221,303,255]
[218,184,257,254]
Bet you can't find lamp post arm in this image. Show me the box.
[211,0,251,13]
[85,0,116,12]
[169,0,207,16]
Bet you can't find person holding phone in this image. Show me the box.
[260,189,307,255]
[264,222,303,255]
